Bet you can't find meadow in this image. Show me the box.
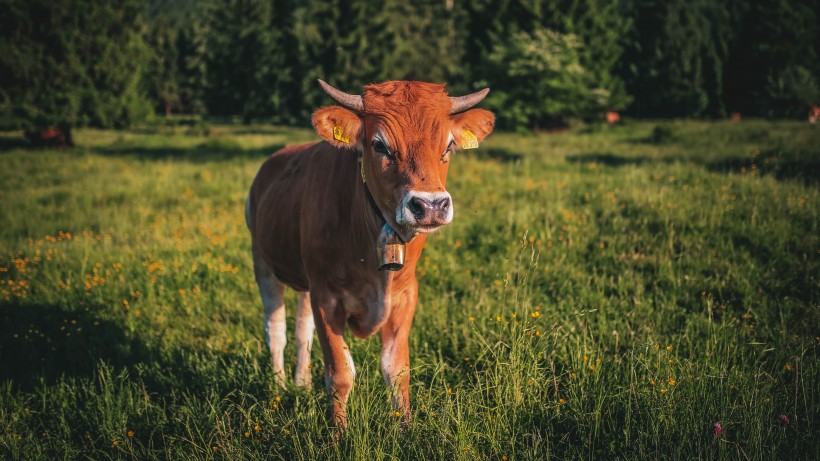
[0,119,817,460]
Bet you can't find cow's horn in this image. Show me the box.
[318,79,364,112]
[450,88,490,114]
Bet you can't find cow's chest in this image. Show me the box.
[325,268,393,338]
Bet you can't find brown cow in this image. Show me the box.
[245,80,494,428]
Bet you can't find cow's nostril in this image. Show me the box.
[408,197,426,219]
[434,197,450,212]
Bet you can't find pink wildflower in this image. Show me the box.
[778,414,790,426]
[713,422,723,437]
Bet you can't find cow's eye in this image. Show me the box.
[373,140,392,159]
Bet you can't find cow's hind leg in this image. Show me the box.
[294,291,315,388]
[253,249,287,388]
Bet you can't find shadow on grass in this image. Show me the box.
[0,300,281,397]
[464,147,524,163]
[566,151,819,185]
[0,135,33,151]
[231,127,297,136]
[706,149,820,185]
[91,140,285,163]
[0,132,286,162]
[566,152,655,167]
[0,301,156,390]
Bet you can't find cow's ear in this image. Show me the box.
[451,109,495,149]
[312,106,362,149]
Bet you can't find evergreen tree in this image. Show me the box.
[203,0,295,122]
[620,0,735,117]
[146,17,182,117]
[292,0,342,119]
[724,0,819,118]
[381,1,464,87]
[293,0,464,120]
[486,27,606,128]
[144,0,209,117]
[327,1,392,92]
[0,0,153,134]
[541,0,633,111]
[461,0,629,126]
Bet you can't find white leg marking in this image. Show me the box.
[293,292,315,388]
[345,348,356,377]
[380,338,405,409]
[322,347,355,395]
[254,252,287,388]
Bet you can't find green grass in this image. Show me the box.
[0,120,818,460]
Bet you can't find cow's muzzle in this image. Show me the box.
[397,191,453,233]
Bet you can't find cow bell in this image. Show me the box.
[376,223,405,271]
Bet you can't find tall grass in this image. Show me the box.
[0,120,817,459]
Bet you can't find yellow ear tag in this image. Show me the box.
[461,130,479,149]
[333,126,350,144]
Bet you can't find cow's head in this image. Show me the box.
[312,80,495,242]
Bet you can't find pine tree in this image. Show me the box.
[291,0,342,120]
[541,0,633,111]
[486,27,606,128]
[0,0,153,136]
[381,1,464,86]
[724,0,819,118]
[620,0,735,117]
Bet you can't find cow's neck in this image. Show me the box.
[362,179,385,225]
[353,152,387,248]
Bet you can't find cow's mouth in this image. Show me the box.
[414,224,444,234]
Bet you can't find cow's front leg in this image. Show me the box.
[380,278,418,420]
[311,295,355,429]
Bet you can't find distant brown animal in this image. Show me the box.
[606,111,620,124]
[245,80,495,428]
[25,127,72,148]
[809,105,820,124]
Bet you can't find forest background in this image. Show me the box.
[1,0,819,136]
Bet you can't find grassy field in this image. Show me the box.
[0,120,818,460]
